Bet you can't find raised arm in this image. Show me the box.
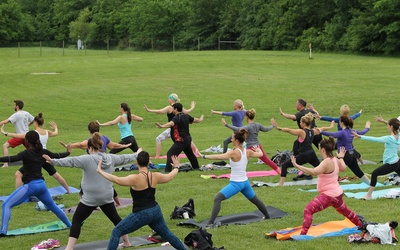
[183,101,196,114]
[271,118,304,137]
[59,140,88,150]
[374,115,388,125]
[291,155,328,176]
[155,120,174,128]
[47,121,59,137]
[279,107,296,121]
[336,147,347,172]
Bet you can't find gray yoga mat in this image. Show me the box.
[178,206,288,228]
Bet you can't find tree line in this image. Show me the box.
[1,0,399,54]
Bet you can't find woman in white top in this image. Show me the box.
[198,128,270,227]
[1,113,70,193]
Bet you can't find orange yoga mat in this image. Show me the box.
[266,218,359,240]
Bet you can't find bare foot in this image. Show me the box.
[1,163,8,168]
[361,196,371,200]
[118,242,132,248]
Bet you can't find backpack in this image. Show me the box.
[184,228,213,250]
[170,198,196,219]
[271,150,291,166]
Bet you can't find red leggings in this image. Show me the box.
[301,193,361,235]
[248,144,280,173]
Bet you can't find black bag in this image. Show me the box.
[170,198,196,219]
[184,228,213,250]
[271,150,291,166]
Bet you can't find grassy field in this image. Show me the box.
[0,48,399,249]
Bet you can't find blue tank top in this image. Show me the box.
[118,114,133,139]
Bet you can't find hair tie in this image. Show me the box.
[168,94,177,101]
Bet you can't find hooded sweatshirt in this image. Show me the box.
[360,135,400,164]
[50,152,137,206]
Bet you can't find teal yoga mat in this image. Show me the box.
[6,220,68,236]
[344,187,400,199]
[300,182,385,192]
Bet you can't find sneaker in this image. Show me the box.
[47,239,60,248]
[203,221,221,230]
[31,240,54,250]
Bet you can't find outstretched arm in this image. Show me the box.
[1,125,25,138]
[155,121,174,128]
[374,115,388,125]
[144,104,171,114]
[279,107,296,121]
[183,101,196,114]
[193,115,204,123]
[131,114,143,122]
[96,116,121,126]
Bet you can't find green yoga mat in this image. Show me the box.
[6,220,68,236]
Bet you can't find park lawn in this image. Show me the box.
[0,48,398,249]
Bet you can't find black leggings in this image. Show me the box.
[69,202,122,239]
[370,160,400,187]
[110,135,139,154]
[344,150,364,178]
[281,151,320,177]
[165,138,199,172]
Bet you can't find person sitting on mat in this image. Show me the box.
[198,128,270,228]
[0,131,72,236]
[43,132,138,250]
[290,137,363,235]
[96,151,186,250]
[271,113,334,186]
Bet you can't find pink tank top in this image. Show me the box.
[317,157,342,197]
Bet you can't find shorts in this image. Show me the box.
[8,138,27,148]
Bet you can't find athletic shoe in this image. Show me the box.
[47,238,60,248]
[31,240,54,250]
[293,173,313,181]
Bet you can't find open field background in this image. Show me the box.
[0,48,399,249]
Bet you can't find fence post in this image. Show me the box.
[107,39,109,55]
[18,42,20,58]
[62,40,65,56]
[40,41,42,56]
[198,37,200,51]
[151,38,154,52]
[218,36,220,50]
[173,36,175,52]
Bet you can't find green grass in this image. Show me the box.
[0,48,399,249]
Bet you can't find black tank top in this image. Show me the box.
[130,171,157,212]
[298,128,314,154]
[167,111,175,122]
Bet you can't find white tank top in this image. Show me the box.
[36,130,49,149]
[229,148,248,182]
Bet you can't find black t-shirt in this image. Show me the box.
[170,113,194,142]
[0,149,70,184]
[295,108,317,129]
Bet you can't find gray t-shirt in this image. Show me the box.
[225,122,273,147]
[51,152,137,207]
[9,111,34,134]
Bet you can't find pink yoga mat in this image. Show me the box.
[202,170,278,179]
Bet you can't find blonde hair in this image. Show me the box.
[301,113,314,126]
[234,99,245,110]
[246,109,256,120]
[339,105,350,116]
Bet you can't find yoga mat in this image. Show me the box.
[58,235,158,250]
[6,220,68,236]
[253,178,318,187]
[156,153,198,159]
[178,206,288,228]
[200,170,279,179]
[64,198,132,214]
[300,182,385,192]
[0,186,80,202]
[344,188,400,200]
[266,218,360,241]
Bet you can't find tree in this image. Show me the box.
[69,7,96,42]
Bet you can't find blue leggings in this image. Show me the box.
[1,179,71,234]
[107,204,185,250]
[220,180,255,200]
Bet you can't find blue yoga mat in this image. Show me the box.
[0,186,80,202]
[299,182,385,192]
[344,187,400,199]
